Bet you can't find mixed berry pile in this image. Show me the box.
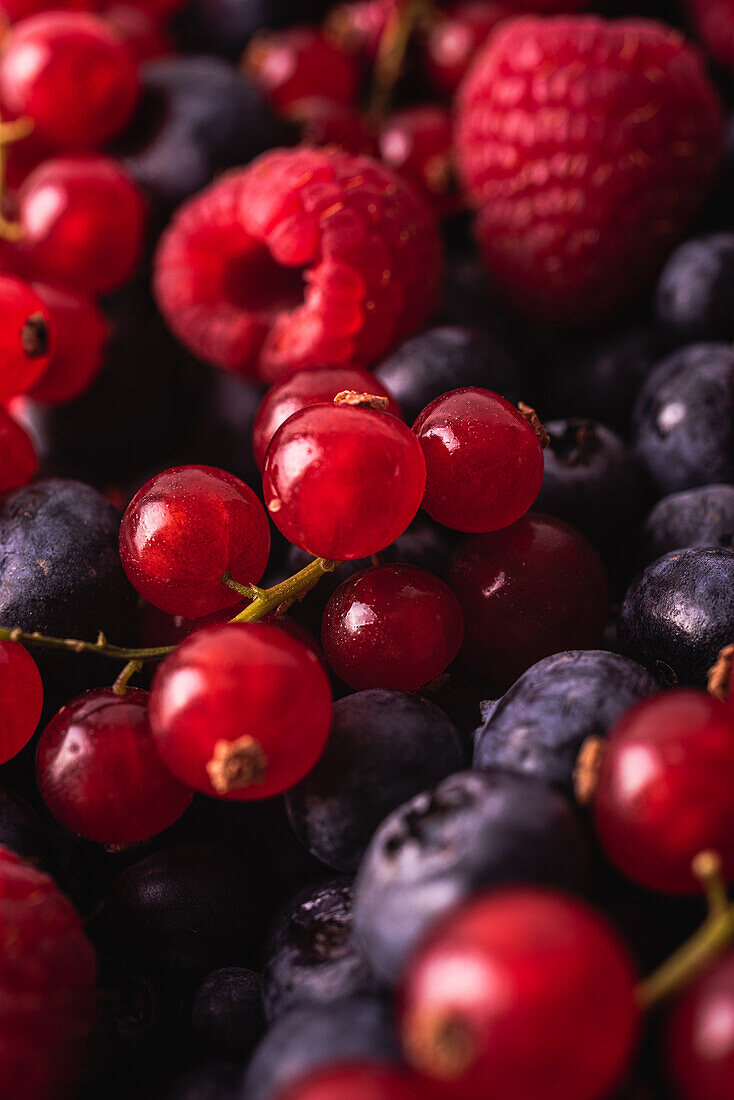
[0,0,734,1098]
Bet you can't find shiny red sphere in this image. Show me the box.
[595,691,734,894]
[0,275,53,402]
[28,284,107,404]
[286,98,376,155]
[263,403,426,560]
[278,1064,425,1100]
[668,949,734,1100]
[425,1,509,94]
[322,563,464,690]
[149,622,333,800]
[37,687,193,845]
[120,465,271,619]
[379,105,457,215]
[413,387,545,533]
[447,513,609,689]
[0,11,139,148]
[13,156,146,296]
[399,888,639,1100]
[244,27,358,112]
[0,641,43,765]
[0,407,37,492]
[252,366,402,472]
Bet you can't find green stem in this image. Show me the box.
[222,572,264,601]
[113,659,143,695]
[231,557,337,623]
[368,0,440,121]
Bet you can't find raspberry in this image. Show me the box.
[153,147,441,383]
[689,0,734,72]
[0,847,96,1100]
[455,16,723,324]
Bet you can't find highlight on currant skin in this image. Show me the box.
[0,4,732,1099]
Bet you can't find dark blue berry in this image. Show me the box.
[353,769,592,982]
[190,968,264,1061]
[285,690,465,871]
[655,234,734,345]
[175,0,333,59]
[472,650,657,795]
[94,956,161,1075]
[618,547,734,686]
[641,484,734,564]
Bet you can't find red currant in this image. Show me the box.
[10,156,146,296]
[102,3,173,62]
[325,0,397,66]
[379,106,457,216]
[263,402,426,560]
[278,1064,425,1099]
[424,1,510,95]
[27,284,107,404]
[0,406,37,492]
[36,687,193,845]
[0,274,52,402]
[595,691,734,894]
[0,640,42,765]
[668,948,734,1100]
[413,388,544,533]
[321,564,464,691]
[399,888,639,1100]
[286,98,376,155]
[243,28,358,112]
[149,621,332,800]
[119,465,271,619]
[252,366,402,472]
[447,513,609,689]
[0,11,139,148]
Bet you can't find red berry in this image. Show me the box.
[102,3,173,62]
[399,888,639,1100]
[413,387,544,533]
[424,2,511,95]
[0,847,96,1100]
[447,513,609,688]
[277,1064,425,1100]
[286,98,376,156]
[321,563,464,691]
[325,0,398,66]
[119,465,271,619]
[149,621,332,800]
[689,0,734,73]
[37,687,193,845]
[0,11,139,148]
[668,948,734,1100]
[379,105,458,216]
[0,274,52,402]
[594,690,734,894]
[244,28,358,112]
[252,365,402,472]
[12,156,146,296]
[27,284,107,404]
[0,640,42,764]
[455,16,723,324]
[153,147,441,383]
[263,402,426,560]
[0,406,37,492]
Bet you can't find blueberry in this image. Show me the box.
[353,769,592,982]
[262,879,380,1022]
[93,844,267,986]
[655,234,734,345]
[373,325,523,424]
[190,968,265,1060]
[175,0,332,59]
[121,57,279,208]
[619,547,734,686]
[94,956,161,1074]
[241,997,399,1100]
[472,650,658,795]
[633,343,734,494]
[285,690,465,871]
[641,484,734,563]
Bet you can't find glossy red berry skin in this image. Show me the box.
[0,11,139,149]
[37,687,193,845]
[149,622,333,800]
[102,3,173,63]
[0,406,37,491]
[455,16,723,324]
[153,147,441,383]
[278,1064,425,1100]
[326,0,397,66]
[27,284,107,404]
[0,641,43,765]
[119,465,271,619]
[594,691,734,894]
[252,365,402,472]
[244,28,358,112]
[286,98,376,156]
[424,2,511,95]
[447,513,608,689]
[399,888,639,1100]
[668,949,734,1100]
[413,388,545,533]
[322,564,464,691]
[0,847,96,1100]
[379,106,458,216]
[263,403,426,560]
[0,275,53,402]
[11,156,146,296]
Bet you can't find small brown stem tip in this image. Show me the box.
[334,390,389,411]
[206,735,268,794]
[708,643,734,701]
[21,313,49,359]
[518,402,550,449]
[573,736,606,806]
[404,1011,476,1081]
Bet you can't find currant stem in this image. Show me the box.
[368,0,440,120]
[113,659,143,695]
[230,556,338,623]
[0,112,33,243]
[222,572,264,601]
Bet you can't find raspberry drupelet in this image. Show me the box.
[153,146,442,383]
[455,15,723,324]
